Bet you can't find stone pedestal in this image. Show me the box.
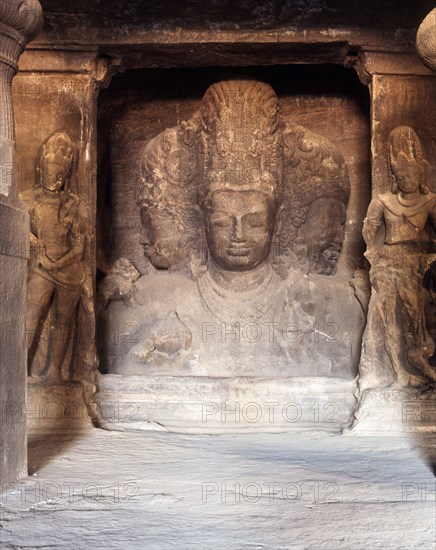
[96,374,357,434]
[27,381,93,436]
[351,388,436,435]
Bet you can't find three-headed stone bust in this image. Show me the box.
[101,80,364,378]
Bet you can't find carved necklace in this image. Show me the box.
[397,193,423,208]
[197,265,281,324]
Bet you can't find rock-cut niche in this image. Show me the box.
[96,65,371,380]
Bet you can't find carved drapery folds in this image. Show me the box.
[99,80,365,379]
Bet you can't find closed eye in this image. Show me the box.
[211,216,233,228]
[243,213,265,228]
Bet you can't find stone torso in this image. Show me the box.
[379,192,436,245]
[31,197,71,260]
[104,267,363,379]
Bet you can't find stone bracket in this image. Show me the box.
[18,49,123,88]
[350,50,435,86]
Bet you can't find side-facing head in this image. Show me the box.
[138,126,199,269]
[282,125,350,276]
[305,197,347,275]
[38,132,74,193]
[139,204,193,269]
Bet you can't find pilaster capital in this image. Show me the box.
[416,8,436,72]
[0,0,43,72]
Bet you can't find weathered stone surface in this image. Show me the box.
[22,132,87,383]
[13,63,108,389]
[96,374,357,434]
[416,8,436,72]
[32,0,435,64]
[361,126,436,389]
[352,387,436,434]
[37,0,434,32]
[0,0,42,485]
[1,428,435,549]
[370,77,436,197]
[98,78,368,386]
[27,380,93,436]
[2,4,436,549]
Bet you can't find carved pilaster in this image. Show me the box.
[0,0,42,484]
[0,0,42,197]
[12,50,120,417]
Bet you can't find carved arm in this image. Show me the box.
[52,228,85,270]
[362,197,385,265]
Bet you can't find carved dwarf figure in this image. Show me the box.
[363,125,436,386]
[23,132,85,382]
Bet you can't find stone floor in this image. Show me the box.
[1,427,435,549]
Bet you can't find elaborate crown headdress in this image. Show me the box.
[39,132,74,173]
[198,80,284,202]
[387,125,431,194]
[138,125,199,213]
[283,125,350,226]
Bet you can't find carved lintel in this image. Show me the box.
[416,8,436,73]
[17,49,123,89]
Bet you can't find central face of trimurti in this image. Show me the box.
[205,190,275,272]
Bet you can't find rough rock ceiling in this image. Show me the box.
[39,0,434,32]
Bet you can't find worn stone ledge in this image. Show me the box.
[27,380,93,437]
[351,387,436,435]
[96,374,357,434]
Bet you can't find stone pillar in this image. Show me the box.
[0,1,43,483]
